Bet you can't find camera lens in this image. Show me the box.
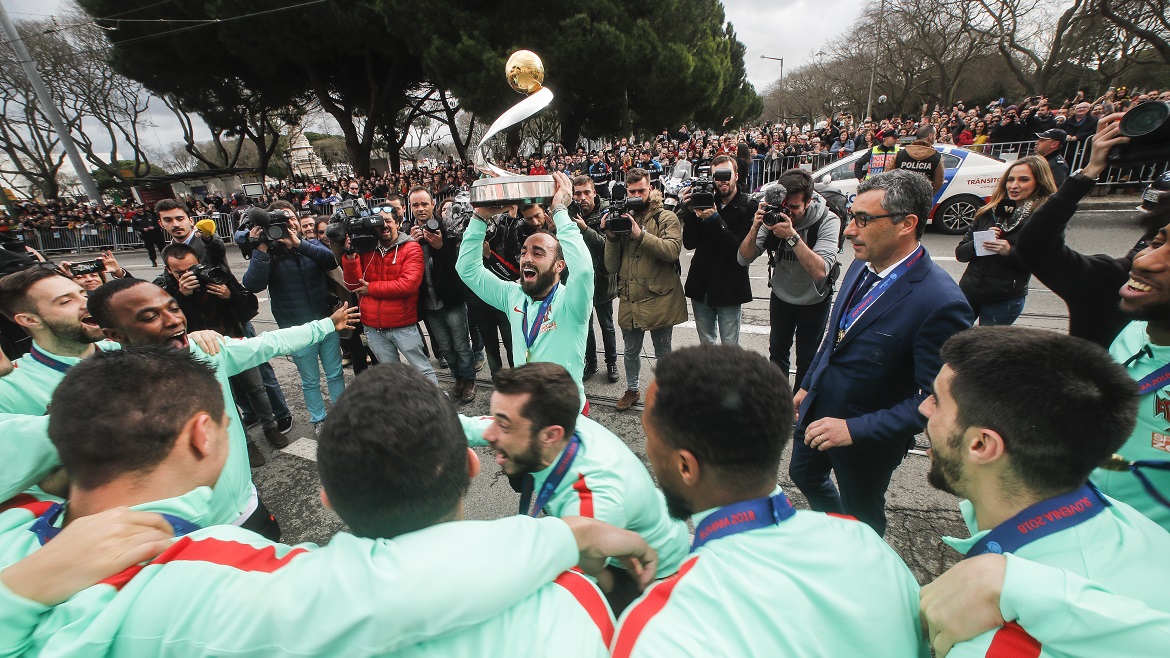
[1119,101,1170,139]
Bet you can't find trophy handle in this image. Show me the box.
[474,87,555,177]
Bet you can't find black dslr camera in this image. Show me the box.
[686,168,733,209]
[1108,101,1170,166]
[241,207,292,242]
[329,199,386,255]
[189,263,228,287]
[604,183,646,234]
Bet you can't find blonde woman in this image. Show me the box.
[955,156,1057,325]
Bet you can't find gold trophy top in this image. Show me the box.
[506,50,545,95]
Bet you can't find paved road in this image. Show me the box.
[105,203,1145,583]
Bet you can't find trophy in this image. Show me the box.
[469,50,557,208]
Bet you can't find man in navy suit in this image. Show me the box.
[790,169,973,535]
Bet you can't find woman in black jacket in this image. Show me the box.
[956,155,1057,325]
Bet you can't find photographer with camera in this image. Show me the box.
[155,200,231,274]
[738,169,841,386]
[340,198,436,387]
[242,201,346,435]
[161,242,286,466]
[677,155,755,346]
[603,168,687,412]
[570,175,619,383]
[405,186,476,402]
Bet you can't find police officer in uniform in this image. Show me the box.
[854,130,901,180]
[1034,129,1069,187]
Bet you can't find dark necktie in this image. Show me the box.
[516,473,535,516]
[846,270,878,314]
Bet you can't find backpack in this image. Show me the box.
[763,208,843,293]
[814,184,849,251]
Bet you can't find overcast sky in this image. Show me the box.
[3,0,858,162]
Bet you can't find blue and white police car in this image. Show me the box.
[811,144,1008,234]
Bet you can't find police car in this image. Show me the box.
[810,144,1008,234]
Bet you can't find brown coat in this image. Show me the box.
[604,194,688,331]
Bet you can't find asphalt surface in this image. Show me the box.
[107,196,1146,584]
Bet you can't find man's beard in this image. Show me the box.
[501,435,545,477]
[43,316,102,346]
[1121,300,1170,324]
[521,267,557,297]
[926,432,965,496]
[662,485,693,521]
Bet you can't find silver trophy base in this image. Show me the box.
[470,175,555,208]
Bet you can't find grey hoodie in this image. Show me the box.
[738,191,841,305]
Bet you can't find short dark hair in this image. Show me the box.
[492,362,579,438]
[48,346,224,489]
[856,169,932,239]
[154,199,190,216]
[916,125,937,141]
[940,327,1138,495]
[776,169,813,203]
[570,175,593,189]
[266,200,296,214]
[87,278,149,329]
[711,154,738,173]
[317,363,470,539]
[650,345,792,489]
[161,242,199,267]
[407,186,433,202]
[626,168,650,187]
[385,193,403,207]
[0,266,63,321]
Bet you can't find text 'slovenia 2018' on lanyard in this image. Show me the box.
[691,492,796,552]
[30,503,201,546]
[965,483,1109,558]
[522,282,559,363]
[837,246,924,344]
[521,432,580,517]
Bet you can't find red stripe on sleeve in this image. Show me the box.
[554,570,614,646]
[610,556,700,658]
[572,473,594,518]
[99,536,309,591]
[0,493,55,517]
[826,512,859,522]
[985,621,1042,658]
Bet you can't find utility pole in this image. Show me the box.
[0,2,101,202]
[865,0,887,122]
[761,55,784,121]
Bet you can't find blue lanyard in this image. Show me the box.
[691,492,796,552]
[29,503,201,546]
[838,246,924,337]
[965,483,1109,559]
[1136,361,1170,396]
[524,432,580,517]
[522,283,558,355]
[29,344,98,375]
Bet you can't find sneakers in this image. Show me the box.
[438,357,449,369]
[264,426,289,449]
[275,416,293,434]
[583,363,598,381]
[459,378,476,404]
[248,441,266,467]
[474,353,487,372]
[313,421,324,437]
[607,363,620,383]
[616,389,640,411]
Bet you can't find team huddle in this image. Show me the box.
[0,114,1168,657]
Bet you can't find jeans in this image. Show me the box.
[229,366,276,430]
[467,293,513,374]
[425,304,475,380]
[969,296,1026,326]
[691,299,742,345]
[769,294,832,389]
[585,298,618,368]
[621,326,673,391]
[366,324,438,384]
[237,322,291,425]
[289,331,346,423]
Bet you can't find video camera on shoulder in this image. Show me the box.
[329,198,386,255]
[604,183,646,234]
[240,207,292,243]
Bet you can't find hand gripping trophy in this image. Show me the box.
[469,50,556,208]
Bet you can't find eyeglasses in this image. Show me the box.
[847,211,906,228]
[371,206,398,215]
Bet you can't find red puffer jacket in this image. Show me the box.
[341,235,424,329]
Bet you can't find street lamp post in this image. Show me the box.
[865,0,887,122]
[761,55,784,121]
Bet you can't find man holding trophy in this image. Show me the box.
[456,51,595,411]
